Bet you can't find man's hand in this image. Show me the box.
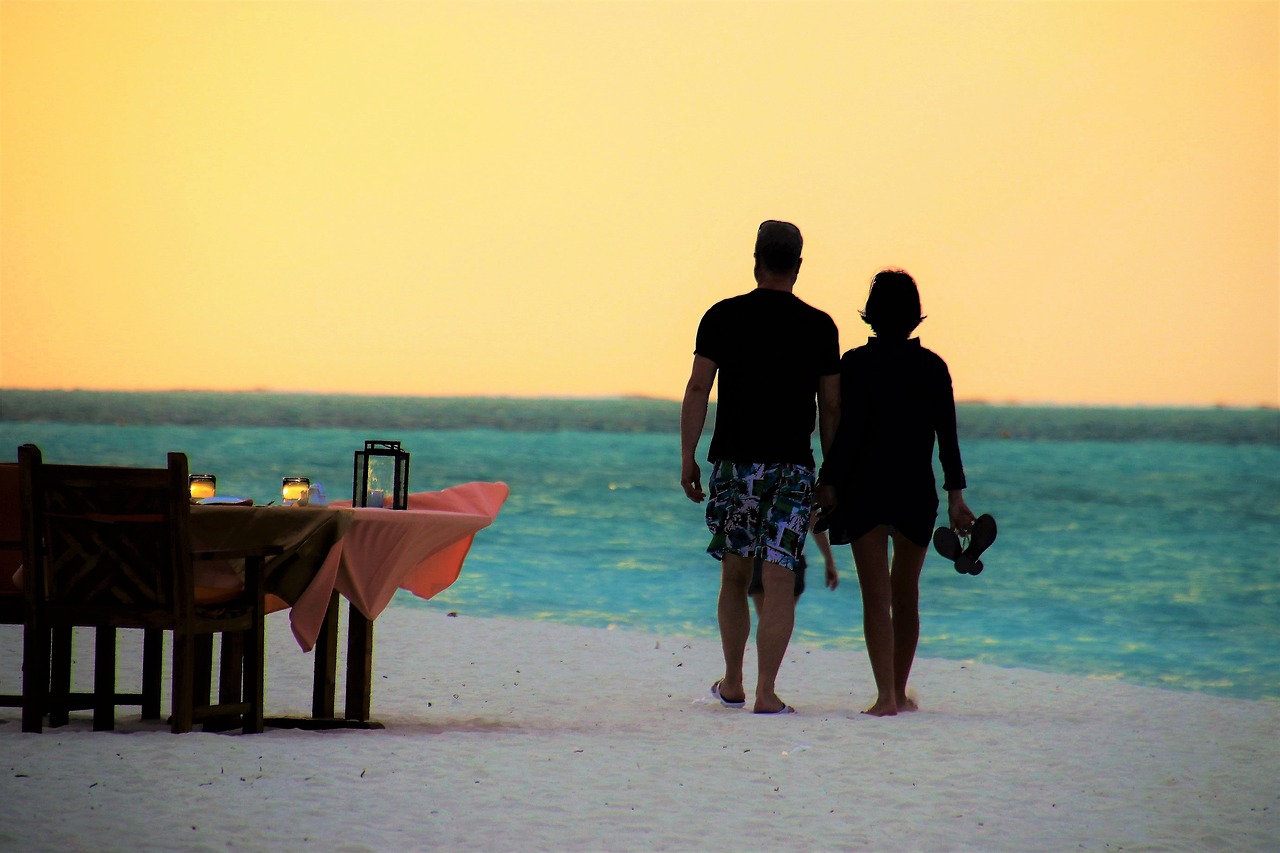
[807,526,838,590]
[681,459,704,503]
[812,483,837,518]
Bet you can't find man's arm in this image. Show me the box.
[680,354,717,503]
[809,528,838,590]
[816,373,840,458]
[813,372,841,515]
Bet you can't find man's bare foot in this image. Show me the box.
[711,679,745,706]
[753,703,795,715]
[754,691,790,714]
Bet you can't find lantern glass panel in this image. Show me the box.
[353,439,411,509]
[367,457,392,507]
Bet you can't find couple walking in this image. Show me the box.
[680,220,975,717]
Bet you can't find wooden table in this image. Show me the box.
[190,482,509,728]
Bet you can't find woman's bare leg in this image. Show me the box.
[851,526,897,716]
[889,530,928,711]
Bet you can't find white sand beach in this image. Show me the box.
[1,607,1277,852]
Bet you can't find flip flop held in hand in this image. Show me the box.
[933,513,997,575]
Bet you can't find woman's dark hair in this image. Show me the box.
[860,269,925,339]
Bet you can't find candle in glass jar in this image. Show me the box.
[282,477,310,504]
[189,474,216,500]
[366,488,385,508]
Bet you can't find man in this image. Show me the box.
[749,523,838,617]
[680,220,840,714]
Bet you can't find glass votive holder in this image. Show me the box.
[189,474,217,500]
[282,476,310,505]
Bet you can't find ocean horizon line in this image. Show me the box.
[1,386,1276,412]
[1,388,1277,444]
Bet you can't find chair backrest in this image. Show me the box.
[0,462,20,595]
[19,445,196,625]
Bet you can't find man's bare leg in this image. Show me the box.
[889,530,928,711]
[754,560,797,713]
[716,555,753,704]
[852,526,897,716]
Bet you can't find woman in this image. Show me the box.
[820,269,975,716]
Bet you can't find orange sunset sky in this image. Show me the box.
[1,1,1276,408]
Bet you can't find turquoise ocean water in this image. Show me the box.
[2,390,1277,702]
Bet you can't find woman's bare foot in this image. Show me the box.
[896,693,920,712]
[861,698,898,717]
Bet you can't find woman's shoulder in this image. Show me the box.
[841,339,952,375]
[913,343,956,382]
[916,342,948,363]
[840,336,880,357]
[839,345,871,368]
[841,337,933,360]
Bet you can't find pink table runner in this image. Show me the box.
[286,482,509,650]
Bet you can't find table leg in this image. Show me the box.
[265,595,380,730]
[311,592,338,719]
[344,605,373,722]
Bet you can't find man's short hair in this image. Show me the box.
[754,220,803,273]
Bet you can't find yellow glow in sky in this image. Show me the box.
[1,1,1276,407]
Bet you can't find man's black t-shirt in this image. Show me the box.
[694,288,839,466]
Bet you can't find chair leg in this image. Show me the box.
[219,631,244,706]
[49,626,73,727]
[194,634,214,711]
[93,627,116,731]
[21,620,50,734]
[142,629,163,720]
[171,632,195,734]
[191,632,245,733]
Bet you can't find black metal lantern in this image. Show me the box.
[352,440,410,509]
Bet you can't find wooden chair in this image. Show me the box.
[0,462,22,710]
[18,445,279,733]
[2,459,166,725]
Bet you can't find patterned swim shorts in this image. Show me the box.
[705,460,815,572]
